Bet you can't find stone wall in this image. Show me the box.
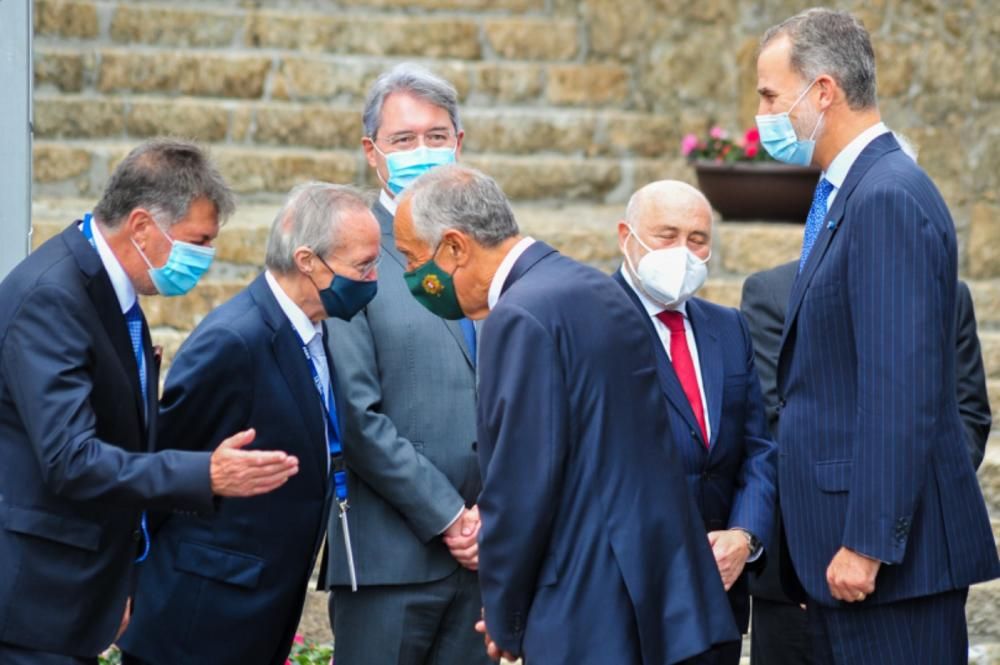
[31,0,1000,279]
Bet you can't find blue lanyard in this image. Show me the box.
[303,344,348,504]
[81,213,151,563]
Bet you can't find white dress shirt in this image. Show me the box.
[379,188,397,216]
[823,121,889,212]
[265,270,329,470]
[83,216,137,314]
[621,266,711,442]
[487,236,536,311]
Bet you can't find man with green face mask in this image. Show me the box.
[319,64,487,665]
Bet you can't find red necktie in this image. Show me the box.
[656,310,709,448]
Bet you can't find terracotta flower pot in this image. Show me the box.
[693,161,822,222]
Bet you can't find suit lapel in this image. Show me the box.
[779,133,902,363]
[612,270,706,450]
[65,224,146,431]
[249,275,329,485]
[687,299,722,451]
[499,241,557,298]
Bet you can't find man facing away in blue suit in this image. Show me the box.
[119,183,381,665]
[392,165,740,664]
[0,139,300,664]
[755,9,999,663]
[611,180,777,665]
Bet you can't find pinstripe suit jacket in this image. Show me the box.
[776,132,999,607]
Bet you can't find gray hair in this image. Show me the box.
[362,63,462,140]
[402,165,518,248]
[761,8,878,110]
[93,138,235,229]
[264,182,370,274]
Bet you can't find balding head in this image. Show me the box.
[618,180,713,267]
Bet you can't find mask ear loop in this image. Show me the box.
[130,217,173,270]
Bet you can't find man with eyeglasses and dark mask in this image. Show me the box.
[120,182,380,665]
[318,63,487,665]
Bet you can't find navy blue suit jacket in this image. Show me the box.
[613,272,777,631]
[776,133,1000,607]
[120,274,336,665]
[0,224,213,657]
[477,242,738,664]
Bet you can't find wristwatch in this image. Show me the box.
[736,528,762,558]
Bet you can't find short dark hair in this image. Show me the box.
[761,8,878,110]
[93,138,235,229]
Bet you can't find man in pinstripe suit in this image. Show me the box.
[755,9,999,664]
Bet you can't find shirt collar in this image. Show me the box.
[264,270,323,345]
[379,188,397,216]
[487,237,536,310]
[823,121,889,190]
[620,264,689,320]
[83,215,137,314]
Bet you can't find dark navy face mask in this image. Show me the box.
[313,254,378,321]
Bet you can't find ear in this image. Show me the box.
[123,208,156,249]
[362,136,379,170]
[454,130,465,159]
[441,228,472,267]
[292,246,316,275]
[617,220,631,254]
[815,74,838,111]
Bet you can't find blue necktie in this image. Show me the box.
[799,178,835,273]
[459,318,477,368]
[124,302,147,401]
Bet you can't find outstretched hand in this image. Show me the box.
[209,429,299,497]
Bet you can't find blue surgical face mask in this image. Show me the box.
[755,80,824,166]
[373,143,456,195]
[132,221,215,297]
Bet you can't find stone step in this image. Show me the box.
[981,445,1000,518]
[983,333,1000,380]
[34,44,632,109]
[972,280,1000,330]
[34,140,685,203]
[33,94,683,159]
[36,1,571,58]
[968,578,1000,643]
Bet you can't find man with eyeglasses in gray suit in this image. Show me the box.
[319,63,486,665]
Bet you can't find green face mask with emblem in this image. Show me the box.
[403,242,465,320]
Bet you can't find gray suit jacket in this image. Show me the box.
[322,200,479,587]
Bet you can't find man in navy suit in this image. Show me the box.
[392,164,739,664]
[119,183,381,665]
[741,261,993,665]
[612,180,777,665]
[755,9,999,663]
[0,139,300,664]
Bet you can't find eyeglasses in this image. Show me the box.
[373,130,456,151]
[315,250,382,281]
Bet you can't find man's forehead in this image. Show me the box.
[379,93,452,132]
[757,35,795,79]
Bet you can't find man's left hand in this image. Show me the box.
[708,530,749,591]
[826,546,880,602]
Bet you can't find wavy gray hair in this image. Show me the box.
[362,63,462,140]
[264,182,370,274]
[401,165,518,249]
[761,8,878,110]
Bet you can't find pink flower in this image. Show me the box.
[744,127,760,144]
[294,635,305,645]
[681,133,699,157]
[709,126,727,140]
[745,143,759,158]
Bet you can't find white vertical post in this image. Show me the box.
[0,0,33,279]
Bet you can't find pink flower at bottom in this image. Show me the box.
[294,635,305,645]
[681,133,699,157]
[745,143,759,158]
[709,126,727,140]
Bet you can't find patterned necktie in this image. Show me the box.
[656,310,709,448]
[799,177,835,273]
[124,301,147,404]
[306,334,341,452]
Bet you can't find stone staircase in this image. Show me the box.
[29,0,1000,660]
